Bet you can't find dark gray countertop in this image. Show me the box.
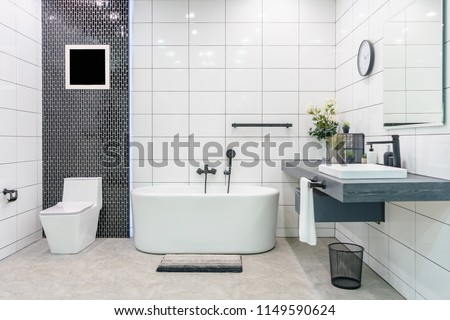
[282,160,450,203]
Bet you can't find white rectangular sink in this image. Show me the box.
[318,163,408,179]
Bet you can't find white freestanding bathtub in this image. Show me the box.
[131,185,279,254]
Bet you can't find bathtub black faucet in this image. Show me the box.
[197,164,216,193]
[223,149,236,194]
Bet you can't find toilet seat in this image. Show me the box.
[40,201,94,215]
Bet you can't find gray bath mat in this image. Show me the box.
[156,254,242,273]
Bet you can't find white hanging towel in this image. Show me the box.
[299,177,317,245]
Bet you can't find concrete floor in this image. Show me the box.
[0,237,403,300]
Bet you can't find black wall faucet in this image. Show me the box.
[196,164,217,175]
[366,135,401,168]
[197,164,216,193]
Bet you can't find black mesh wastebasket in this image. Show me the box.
[328,242,364,289]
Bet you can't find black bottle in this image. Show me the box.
[383,145,393,166]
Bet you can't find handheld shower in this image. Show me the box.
[224,149,236,193]
[226,149,236,167]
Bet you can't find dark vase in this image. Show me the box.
[346,157,355,164]
[343,127,350,134]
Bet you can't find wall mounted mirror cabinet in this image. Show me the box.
[383,0,445,128]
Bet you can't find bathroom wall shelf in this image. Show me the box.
[232,123,292,128]
[283,160,450,203]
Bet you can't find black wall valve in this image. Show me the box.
[2,188,18,202]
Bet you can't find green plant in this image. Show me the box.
[306,100,339,140]
[342,121,350,129]
[361,153,367,159]
[345,150,355,163]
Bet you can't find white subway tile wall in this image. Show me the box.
[130,0,336,238]
[130,0,450,299]
[334,0,450,299]
[0,0,42,260]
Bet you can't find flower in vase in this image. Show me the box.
[306,100,339,141]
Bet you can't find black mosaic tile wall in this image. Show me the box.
[42,0,129,237]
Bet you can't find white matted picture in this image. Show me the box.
[65,44,110,89]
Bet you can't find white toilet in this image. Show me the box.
[39,177,102,254]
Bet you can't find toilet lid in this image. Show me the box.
[40,202,94,215]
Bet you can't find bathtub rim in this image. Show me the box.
[131,185,280,197]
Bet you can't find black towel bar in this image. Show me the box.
[232,123,292,128]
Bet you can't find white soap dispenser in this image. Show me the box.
[367,144,378,164]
